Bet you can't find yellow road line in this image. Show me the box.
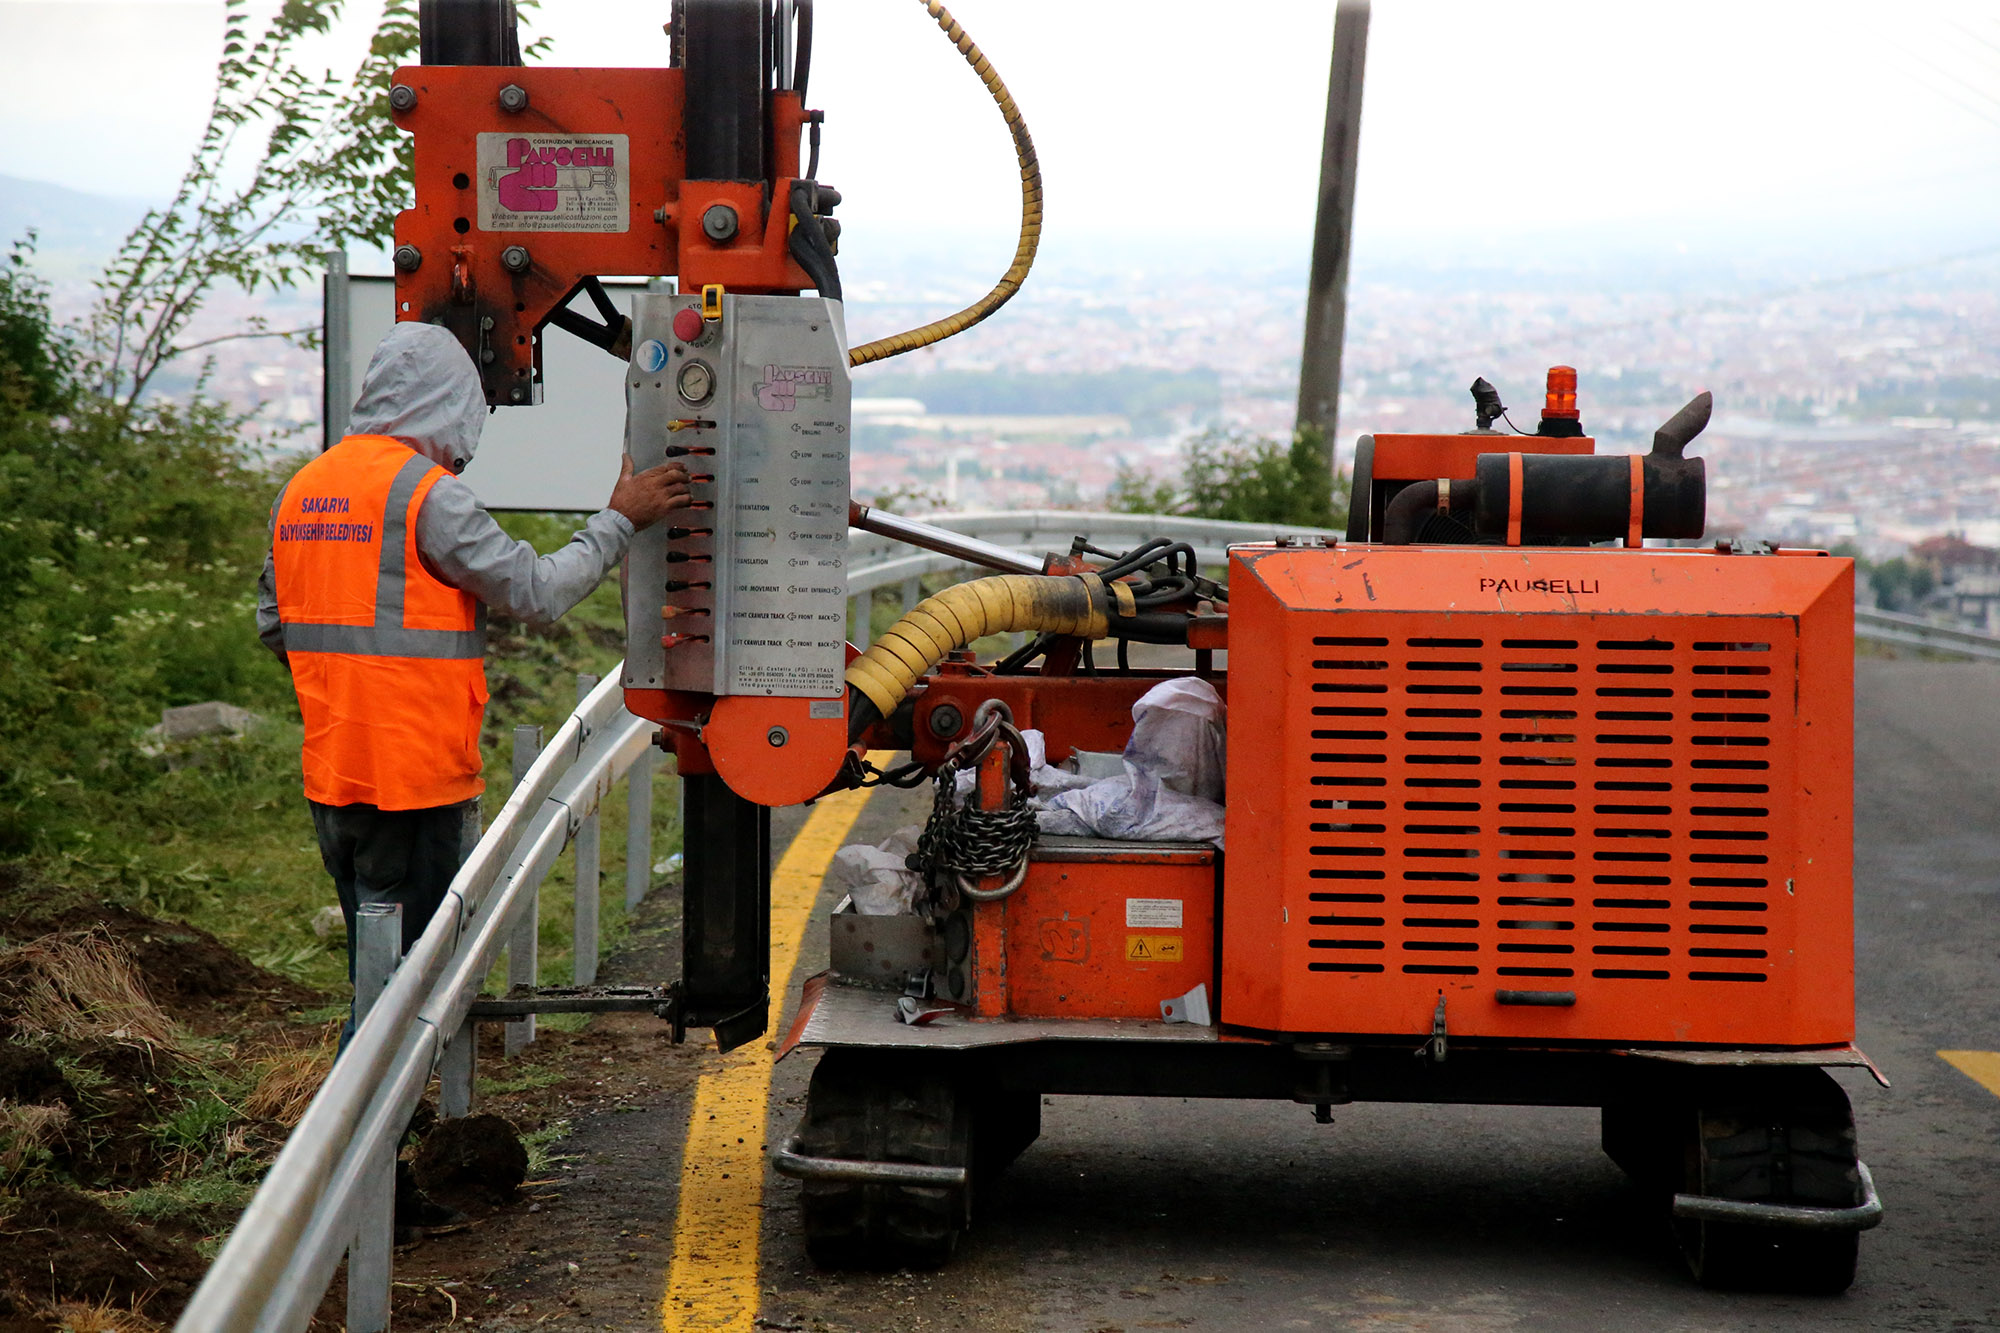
[661,756,889,1332]
[1939,1049,2000,1099]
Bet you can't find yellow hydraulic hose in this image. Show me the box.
[846,575,1112,720]
[846,0,1042,368]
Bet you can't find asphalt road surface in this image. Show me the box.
[532,656,2000,1333]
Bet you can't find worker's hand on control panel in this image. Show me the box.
[607,454,693,531]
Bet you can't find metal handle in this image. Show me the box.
[1495,989,1576,1007]
[770,1133,968,1187]
[1673,1161,1883,1233]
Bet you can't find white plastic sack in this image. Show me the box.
[829,825,926,915]
[1124,677,1226,802]
[1037,677,1228,845]
[953,728,1094,804]
[1037,769,1225,845]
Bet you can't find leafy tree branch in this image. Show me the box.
[1108,425,1348,529]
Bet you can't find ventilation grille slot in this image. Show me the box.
[1303,631,1789,987]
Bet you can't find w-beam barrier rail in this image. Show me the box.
[178,672,660,1333]
[843,509,1342,646]
[850,516,2000,665]
[1854,604,2000,663]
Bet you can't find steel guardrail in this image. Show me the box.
[842,510,1341,646]
[848,519,2000,665]
[1854,605,2000,662]
[844,509,1341,592]
[178,673,657,1333]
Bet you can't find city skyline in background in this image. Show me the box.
[6,0,2000,579]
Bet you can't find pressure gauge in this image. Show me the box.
[677,360,715,405]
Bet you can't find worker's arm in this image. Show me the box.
[416,456,690,628]
[255,494,287,665]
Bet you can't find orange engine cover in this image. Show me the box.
[1219,543,1854,1047]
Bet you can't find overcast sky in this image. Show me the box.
[10,0,2000,275]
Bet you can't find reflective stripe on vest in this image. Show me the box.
[277,451,486,659]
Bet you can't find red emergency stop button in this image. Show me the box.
[672,307,704,343]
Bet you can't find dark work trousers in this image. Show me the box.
[311,798,480,1054]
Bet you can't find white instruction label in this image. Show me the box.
[476,132,630,233]
[1126,898,1184,929]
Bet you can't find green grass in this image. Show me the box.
[51,1054,113,1105]
[478,1064,563,1097]
[520,1118,576,1175]
[151,1094,235,1159]
[111,1172,255,1225]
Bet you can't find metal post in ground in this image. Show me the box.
[441,793,484,1119]
[347,902,402,1333]
[506,724,542,1056]
[439,1015,477,1120]
[625,746,656,911]
[573,673,601,986]
[901,576,921,615]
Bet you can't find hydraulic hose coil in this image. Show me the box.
[847,0,1041,367]
[846,575,1108,721]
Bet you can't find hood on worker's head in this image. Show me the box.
[347,322,488,474]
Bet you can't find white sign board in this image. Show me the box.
[330,274,660,512]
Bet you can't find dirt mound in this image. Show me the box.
[0,1183,203,1323]
[0,1043,69,1106]
[0,861,334,1330]
[0,864,313,1014]
[413,1113,529,1207]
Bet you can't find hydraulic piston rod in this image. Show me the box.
[847,501,1045,576]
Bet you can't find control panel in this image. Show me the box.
[622,291,852,700]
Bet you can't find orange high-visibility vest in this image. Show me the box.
[271,435,487,810]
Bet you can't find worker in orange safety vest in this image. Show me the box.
[256,323,687,1230]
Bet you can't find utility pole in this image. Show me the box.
[1295,0,1370,472]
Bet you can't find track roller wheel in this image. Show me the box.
[1670,1068,1864,1295]
[797,1051,973,1270]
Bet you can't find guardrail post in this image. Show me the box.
[438,1015,477,1120]
[850,592,872,649]
[573,673,601,986]
[901,575,922,614]
[625,746,656,911]
[506,724,542,1056]
[348,902,401,1333]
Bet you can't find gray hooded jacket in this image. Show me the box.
[257,322,634,658]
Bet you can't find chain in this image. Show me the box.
[913,771,1037,882]
[906,719,1037,908]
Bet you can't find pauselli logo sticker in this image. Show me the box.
[475,133,630,233]
[1478,577,1602,595]
[756,364,835,412]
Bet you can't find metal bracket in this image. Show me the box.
[1672,1161,1883,1232]
[545,275,633,358]
[1416,992,1448,1063]
[468,983,683,1042]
